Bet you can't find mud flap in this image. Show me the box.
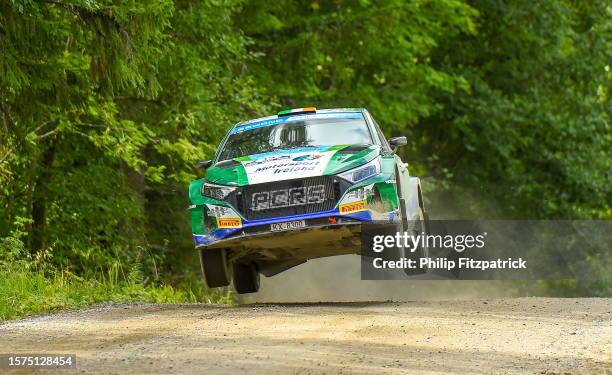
[399,198,409,231]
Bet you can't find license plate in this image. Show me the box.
[270,220,306,232]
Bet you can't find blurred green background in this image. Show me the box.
[0,0,609,318]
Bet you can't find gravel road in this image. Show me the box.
[0,298,610,374]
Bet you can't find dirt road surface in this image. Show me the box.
[0,298,610,374]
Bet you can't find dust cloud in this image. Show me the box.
[238,190,521,304]
[237,254,516,303]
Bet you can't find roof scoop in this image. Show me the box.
[277,107,317,117]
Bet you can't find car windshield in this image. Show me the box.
[217,114,373,161]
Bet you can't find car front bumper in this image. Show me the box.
[193,208,399,248]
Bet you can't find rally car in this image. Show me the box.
[189,107,427,293]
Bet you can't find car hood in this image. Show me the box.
[205,145,380,186]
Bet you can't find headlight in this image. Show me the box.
[201,182,236,200]
[338,157,381,183]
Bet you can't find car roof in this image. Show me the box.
[234,108,366,128]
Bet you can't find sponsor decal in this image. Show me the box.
[292,154,322,161]
[268,161,318,174]
[216,217,242,228]
[251,185,326,211]
[244,155,291,166]
[232,112,364,134]
[339,200,367,214]
[206,204,242,229]
[241,150,335,184]
[284,113,362,122]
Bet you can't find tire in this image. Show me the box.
[400,205,430,276]
[233,262,260,294]
[199,248,231,288]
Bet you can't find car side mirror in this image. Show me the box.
[388,136,407,152]
[196,160,213,169]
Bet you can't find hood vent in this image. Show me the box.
[338,145,370,153]
[215,159,241,169]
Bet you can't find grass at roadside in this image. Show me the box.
[0,260,233,322]
[0,228,233,322]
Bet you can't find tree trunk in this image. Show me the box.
[30,138,57,253]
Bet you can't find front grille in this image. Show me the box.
[237,176,341,220]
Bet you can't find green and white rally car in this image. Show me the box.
[189,107,427,293]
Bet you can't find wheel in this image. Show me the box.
[232,262,260,294]
[199,248,231,288]
[396,171,429,275]
[402,206,430,276]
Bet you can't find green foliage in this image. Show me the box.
[0,233,233,321]
[0,260,233,321]
[238,0,477,132]
[0,0,269,265]
[420,0,611,219]
[1,0,255,312]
